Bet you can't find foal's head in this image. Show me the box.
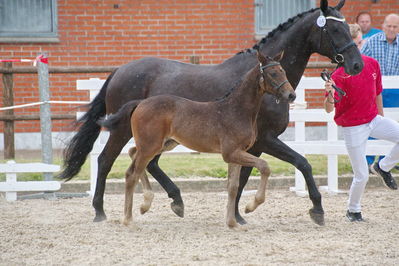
[257,52,296,103]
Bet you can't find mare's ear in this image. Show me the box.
[273,51,284,62]
[320,0,328,14]
[334,0,345,11]
[257,51,268,66]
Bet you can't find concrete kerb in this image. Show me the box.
[57,174,398,194]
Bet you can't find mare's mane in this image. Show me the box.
[236,7,319,55]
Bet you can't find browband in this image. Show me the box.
[326,16,346,22]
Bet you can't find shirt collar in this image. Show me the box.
[378,33,399,45]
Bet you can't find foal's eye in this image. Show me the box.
[271,73,277,78]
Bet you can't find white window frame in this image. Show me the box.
[255,0,316,39]
[0,0,58,43]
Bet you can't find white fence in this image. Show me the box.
[289,75,399,196]
[77,76,399,197]
[0,161,60,201]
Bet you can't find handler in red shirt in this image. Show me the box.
[324,24,399,222]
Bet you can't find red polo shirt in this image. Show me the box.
[331,55,383,127]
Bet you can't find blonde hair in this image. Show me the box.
[349,24,361,39]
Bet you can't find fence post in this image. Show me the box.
[37,54,53,181]
[2,62,15,159]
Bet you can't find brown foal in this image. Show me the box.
[101,51,295,228]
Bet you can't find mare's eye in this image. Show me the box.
[271,73,277,78]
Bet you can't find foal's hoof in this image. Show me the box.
[93,213,107,223]
[309,208,325,226]
[235,213,247,225]
[122,217,132,226]
[227,220,238,229]
[171,200,184,218]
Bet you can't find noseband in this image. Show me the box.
[259,62,289,92]
[318,12,356,64]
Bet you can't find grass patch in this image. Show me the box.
[1,153,356,181]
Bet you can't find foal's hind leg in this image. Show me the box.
[139,172,154,215]
[130,140,185,218]
[123,156,148,226]
[123,162,138,225]
[128,147,154,215]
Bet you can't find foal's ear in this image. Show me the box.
[320,0,328,14]
[256,51,268,65]
[273,51,284,62]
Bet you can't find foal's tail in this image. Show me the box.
[99,100,142,131]
[58,70,117,181]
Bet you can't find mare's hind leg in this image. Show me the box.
[128,148,154,215]
[93,127,132,222]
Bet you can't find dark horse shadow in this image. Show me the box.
[59,0,363,226]
[100,52,295,228]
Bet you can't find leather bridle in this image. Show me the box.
[319,13,356,64]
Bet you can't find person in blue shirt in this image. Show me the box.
[356,12,382,40]
[361,13,399,173]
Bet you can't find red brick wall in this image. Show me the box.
[0,0,397,133]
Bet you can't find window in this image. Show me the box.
[0,0,58,42]
[255,0,316,38]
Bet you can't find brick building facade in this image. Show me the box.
[0,0,398,140]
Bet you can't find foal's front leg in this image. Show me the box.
[224,150,271,219]
[226,163,242,228]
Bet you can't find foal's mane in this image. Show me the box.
[214,80,241,101]
[236,7,319,55]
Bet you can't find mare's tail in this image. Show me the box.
[58,70,117,181]
[99,100,142,131]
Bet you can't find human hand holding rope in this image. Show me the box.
[321,69,345,103]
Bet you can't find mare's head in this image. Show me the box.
[257,51,296,103]
[311,0,363,75]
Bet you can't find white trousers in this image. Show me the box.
[342,115,399,213]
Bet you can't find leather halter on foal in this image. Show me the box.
[259,62,289,103]
[317,12,356,64]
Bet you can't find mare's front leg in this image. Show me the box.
[93,128,132,222]
[250,136,324,225]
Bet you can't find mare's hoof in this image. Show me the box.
[93,213,107,223]
[309,208,325,226]
[235,214,247,225]
[171,201,184,218]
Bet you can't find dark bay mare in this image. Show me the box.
[100,52,295,228]
[59,0,363,226]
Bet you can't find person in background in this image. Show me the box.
[361,13,399,170]
[324,24,398,222]
[356,12,382,39]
